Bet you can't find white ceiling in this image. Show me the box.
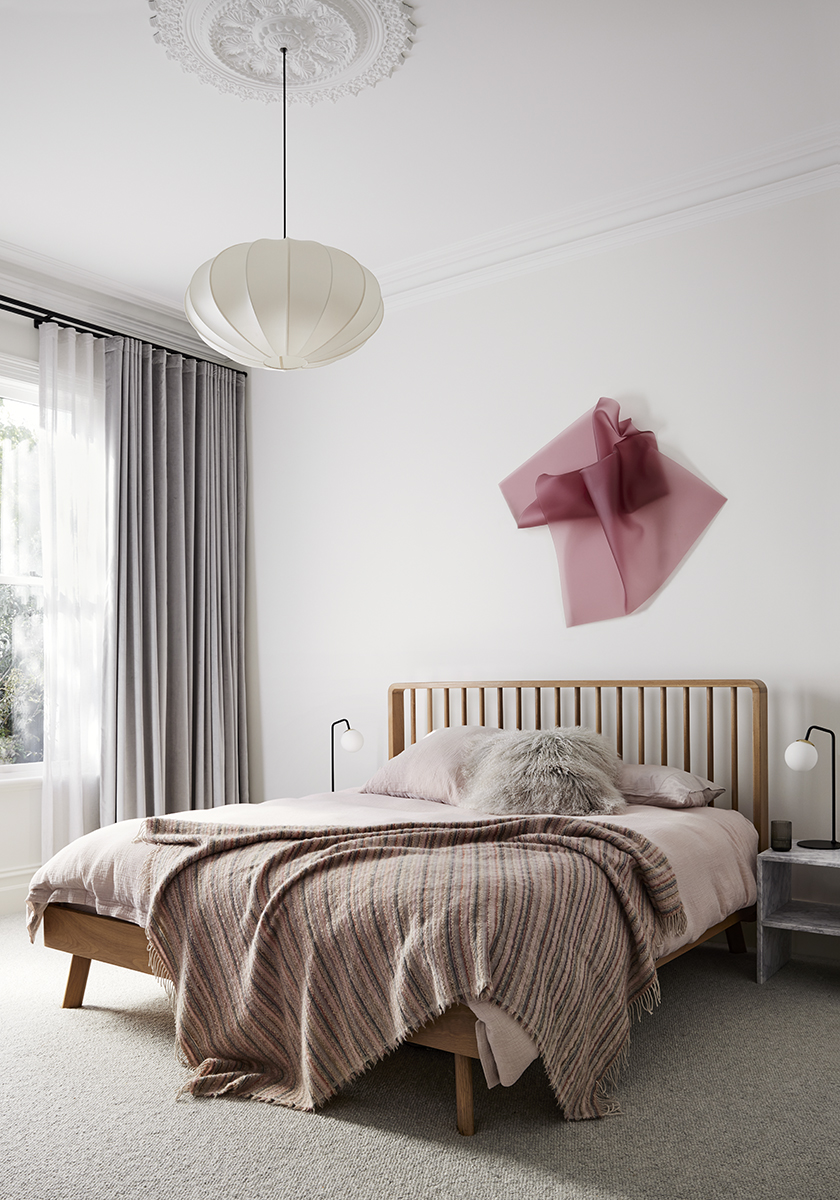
[0,0,838,315]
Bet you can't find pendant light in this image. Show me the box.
[185,47,384,371]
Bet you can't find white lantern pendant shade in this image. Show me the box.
[185,238,384,370]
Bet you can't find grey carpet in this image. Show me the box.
[1,912,838,1200]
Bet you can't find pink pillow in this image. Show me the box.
[361,726,500,805]
[618,762,724,809]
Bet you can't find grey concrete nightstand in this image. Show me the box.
[757,846,840,983]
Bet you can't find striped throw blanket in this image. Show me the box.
[137,816,685,1120]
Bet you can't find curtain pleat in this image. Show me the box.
[100,339,247,823]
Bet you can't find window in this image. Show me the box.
[0,375,42,765]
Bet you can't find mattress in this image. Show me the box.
[27,789,758,1089]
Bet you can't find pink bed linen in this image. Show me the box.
[26,791,757,1091]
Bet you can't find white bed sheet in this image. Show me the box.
[26,791,758,1090]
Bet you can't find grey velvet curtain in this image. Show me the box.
[100,339,248,822]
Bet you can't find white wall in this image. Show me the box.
[0,309,38,363]
[1,192,837,941]
[246,191,840,943]
[0,773,42,916]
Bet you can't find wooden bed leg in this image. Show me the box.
[725,921,747,955]
[62,955,92,1008]
[454,1053,475,1136]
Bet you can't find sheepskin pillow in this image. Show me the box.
[618,762,725,809]
[360,725,502,805]
[457,726,626,817]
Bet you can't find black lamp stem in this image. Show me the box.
[281,46,287,239]
[798,725,838,850]
[331,719,350,792]
[808,725,836,845]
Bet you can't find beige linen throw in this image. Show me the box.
[137,816,685,1120]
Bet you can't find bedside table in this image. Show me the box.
[757,846,840,983]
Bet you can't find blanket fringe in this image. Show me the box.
[171,991,488,1111]
[147,937,175,1006]
[629,972,661,1021]
[589,968,663,1118]
[146,933,192,1071]
[660,909,689,940]
[594,1078,623,1117]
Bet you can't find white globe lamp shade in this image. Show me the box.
[784,739,819,772]
[340,728,364,753]
[185,238,384,370]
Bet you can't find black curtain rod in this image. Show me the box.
[0,293,246,375]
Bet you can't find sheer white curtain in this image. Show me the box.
[38,324,108,860]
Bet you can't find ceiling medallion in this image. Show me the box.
[149,0,415,104]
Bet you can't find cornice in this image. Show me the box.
[0,351,39,388]
[379,124,840,311]
[0,124,836,340]
[0,241,236,366]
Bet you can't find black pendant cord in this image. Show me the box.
[281,46,287,239]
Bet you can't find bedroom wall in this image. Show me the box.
[246,189,839,953]
[0,191,835,942]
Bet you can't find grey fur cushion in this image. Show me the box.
[458,726,626,817]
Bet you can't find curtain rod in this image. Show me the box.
[0,293,247,375]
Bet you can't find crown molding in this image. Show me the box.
[0,350,38,388]
[0,240,236,366]
[379,124,840,311]
[1,124,837,341]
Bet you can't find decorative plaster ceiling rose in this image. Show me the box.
[150,0,415,103]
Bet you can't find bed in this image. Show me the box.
[27,677,768,1135]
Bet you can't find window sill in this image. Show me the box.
[0,764,43,788]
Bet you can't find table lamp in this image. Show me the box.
[784,725,838,850]
[331,719,364,792]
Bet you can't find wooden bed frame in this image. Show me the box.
[42,678,768,1136]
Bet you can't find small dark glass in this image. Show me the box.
[771,820,792,852]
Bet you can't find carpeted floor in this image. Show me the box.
[1,911,838,1200]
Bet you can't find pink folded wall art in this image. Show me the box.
[499,397,726,627]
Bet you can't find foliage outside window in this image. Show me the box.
[0,392,42,764]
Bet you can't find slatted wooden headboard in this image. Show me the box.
[388,679,768,850]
